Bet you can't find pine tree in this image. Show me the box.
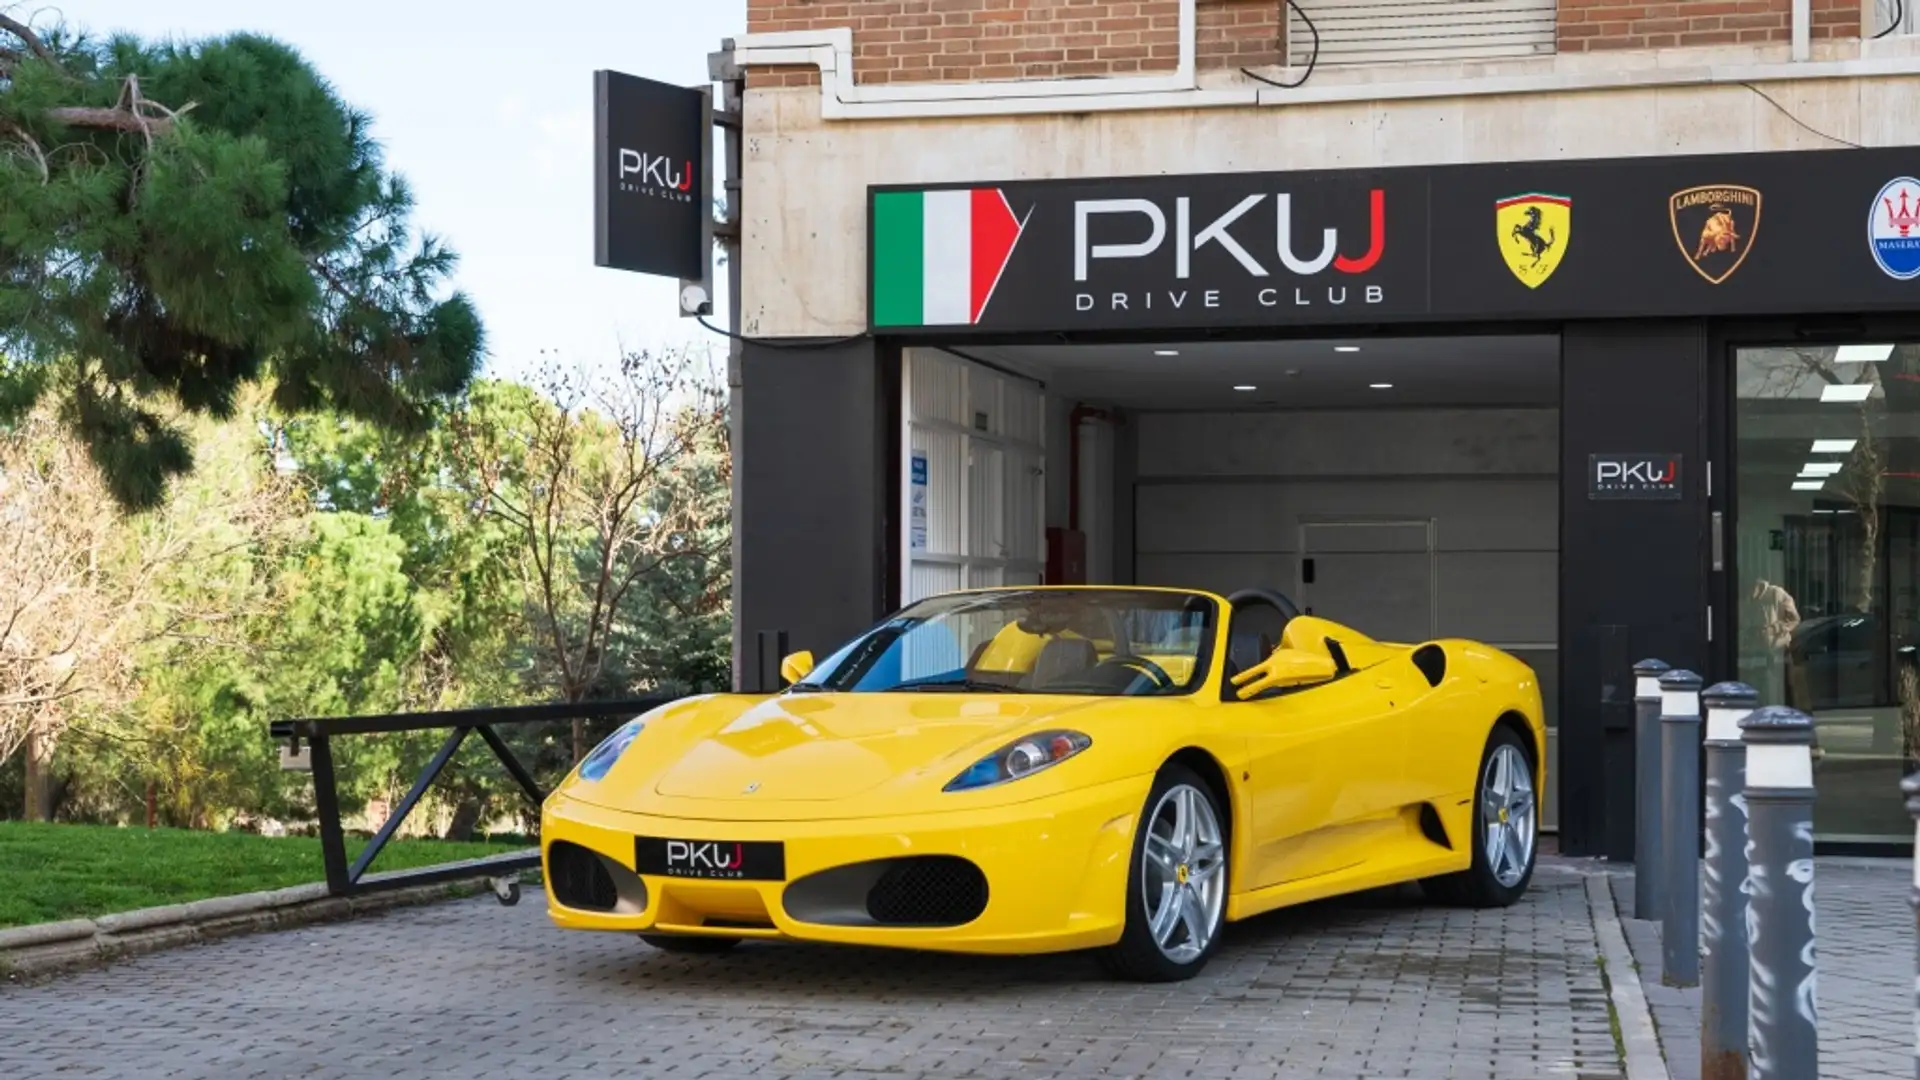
[0,13,484,511]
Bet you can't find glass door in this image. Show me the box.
[1733,342,1918,844]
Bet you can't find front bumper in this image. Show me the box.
[539,775,1150,956]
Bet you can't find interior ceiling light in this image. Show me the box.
[1833,344,1895,364]
[1820,383,1875,403]
[1799,462,1844,477]
[1792,480,1826,491]
[1335,345,1361,353]
[1811,438,1859,453]
[1369,382,1393,389]
[1154,349,1180,357]
[1233,384,1257,392]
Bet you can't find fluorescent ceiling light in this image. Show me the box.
[1799,462,1844,477]
[1233,384,1257,392]
[1154,349,1180,357]
[1833,344,1894,364]
[1792,480,1826,491]
[1369,382,1393,389]
[1335,346,1360,353]
[1811,439,1858,453]
[1820,383,1875,403]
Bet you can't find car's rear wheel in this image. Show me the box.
[640,933,740,954]
[1099,764,1229,982]
[1420,725,1538,907]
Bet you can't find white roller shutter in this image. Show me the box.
[1289,0,1556,68]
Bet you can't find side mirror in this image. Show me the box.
[779,650,815,686]
[1231,647,1339,700]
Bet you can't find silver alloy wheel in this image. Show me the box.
[1141,783,1227,964]
[1482,742,1537,888]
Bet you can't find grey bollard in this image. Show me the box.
[1741,705,1818,1080]
[1699,681,1757,1080]
[1903,771,1920,1080]
[1659,668,1704,987]
[1635,657,1673,919]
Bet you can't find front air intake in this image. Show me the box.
[866,856,989,926]
[547,840,619,912]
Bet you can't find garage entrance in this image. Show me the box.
[900,334,1562,829]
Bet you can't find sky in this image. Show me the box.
[62,0,748,384]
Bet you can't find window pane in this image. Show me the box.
[1735,343,1916,843]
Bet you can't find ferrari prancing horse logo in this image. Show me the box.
[1495,193,1571,289]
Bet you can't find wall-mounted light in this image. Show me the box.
[1335,346,1361,353]
[1833,344,1894,364]
[1154,349,1180,357]
[1369,382,1393,390]
[1233,384,1257,392]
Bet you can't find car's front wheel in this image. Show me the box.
[640,933,740,954]
[1421,725,1538,907]
[1099,764,1230,982]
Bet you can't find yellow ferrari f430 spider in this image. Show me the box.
[540,585,1545,982]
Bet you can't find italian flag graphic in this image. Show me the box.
[872,188,1032,327]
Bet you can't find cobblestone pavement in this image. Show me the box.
[1613,858,1911,1080]
[1,860,1626,1080]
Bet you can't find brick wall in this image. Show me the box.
[746,0,1284,88]
[1558,0,1856,52]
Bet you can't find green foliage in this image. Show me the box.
[0,19,482,512]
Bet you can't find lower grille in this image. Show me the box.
[865,856,989,927]
[548,840,618,912]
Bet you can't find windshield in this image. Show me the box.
[795,588,1218,696]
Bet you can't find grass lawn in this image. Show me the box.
[0,821,526,929]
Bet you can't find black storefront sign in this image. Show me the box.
[1588,453,1683,500]
[868,147,1920,334]
[594,69,708,280]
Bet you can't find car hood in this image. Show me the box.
[558,691,1134,820]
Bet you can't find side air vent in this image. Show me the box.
[547,840,649,914]
[784,856,989,928]
[1411,643,1447,688]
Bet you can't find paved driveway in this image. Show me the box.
[1,862,1624,1080]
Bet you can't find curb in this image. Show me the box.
[0,877,497,980]
[1585,870,1674,1080]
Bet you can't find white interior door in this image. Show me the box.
[904,349,1045,605]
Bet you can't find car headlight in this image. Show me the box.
[943,730,1091,792]
[576,720,645,782]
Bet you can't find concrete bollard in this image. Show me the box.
[1659,668,1704,987]
[1903,771,1920,1080]
[1741,705,1818,1080]
[1635,657,1673,920]
[1699,681,1757,1080]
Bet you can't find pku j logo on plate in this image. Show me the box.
[1495,193,1571,288]
[1870,177,1920,281]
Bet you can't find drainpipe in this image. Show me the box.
[1067,405,1117,534]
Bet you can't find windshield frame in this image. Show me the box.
[791,586,1223,698]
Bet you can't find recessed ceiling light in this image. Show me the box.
[1233,384,1257,392]
[1821,383,1875,403]
[1154,349,1180,357]
[1369,382,1393,389]
[1833,344,1894,364]
[1799,462,1844,477]
[1335,346,1361,353]
[1792,480,1826,491]
[1811,439,1858,453]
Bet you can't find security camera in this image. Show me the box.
[680,283,712,317]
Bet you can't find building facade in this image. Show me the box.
[724,0,1920,856]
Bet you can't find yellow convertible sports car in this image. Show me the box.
[540,585,1545,982]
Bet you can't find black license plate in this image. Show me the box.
[634,837,786,881]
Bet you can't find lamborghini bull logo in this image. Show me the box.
[1670,185,1762,284]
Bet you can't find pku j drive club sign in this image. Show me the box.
[1589,454,1683,501]
[594,69,709,282]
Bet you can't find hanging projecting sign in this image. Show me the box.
[594,69,708,280]
[868,147,1920,334]
[1589,454,1683,501]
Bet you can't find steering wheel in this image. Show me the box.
[1093,653,1176,691]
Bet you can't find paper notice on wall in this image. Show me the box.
[910,451,928,551]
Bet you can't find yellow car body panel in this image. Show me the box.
[540,585,1546,957]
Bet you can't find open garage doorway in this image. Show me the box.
[899,334,1563,830]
